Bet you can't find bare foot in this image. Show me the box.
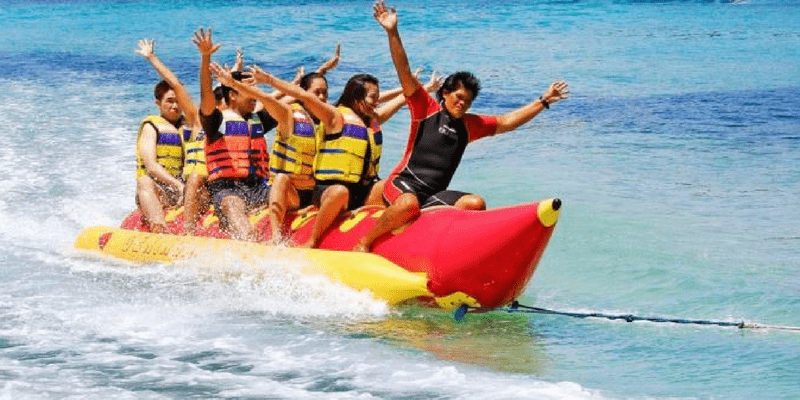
[150,224,167,234]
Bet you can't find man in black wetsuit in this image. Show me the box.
[354,1,569,252]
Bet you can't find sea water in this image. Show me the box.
[1,0,799,398]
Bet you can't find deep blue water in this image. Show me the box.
[2,0,800,399]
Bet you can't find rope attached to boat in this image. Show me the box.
[454,301,800,331]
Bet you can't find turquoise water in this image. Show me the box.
[2,0,800,398]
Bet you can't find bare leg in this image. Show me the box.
[353,192,420,252]
[454,194,486,210]
[363,180,386,206]
[219,195,256,241]
[267,174,300,243]
[300,185,349,248]
[137,176,168,233]
[183,173,209,234]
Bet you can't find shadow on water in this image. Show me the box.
[336,305,549,375]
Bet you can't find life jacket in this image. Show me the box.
[205,109,269,182]
[182,126,207,178]
[269,103,319,188]
[313,106,382,184]
[135,115,185,179]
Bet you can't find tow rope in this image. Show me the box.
[454,301,800,331]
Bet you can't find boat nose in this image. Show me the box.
[536,198,562,227]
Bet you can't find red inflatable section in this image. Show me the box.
[120,201,557,309]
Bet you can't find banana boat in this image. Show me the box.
[75,198,561,309]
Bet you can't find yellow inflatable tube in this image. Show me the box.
[74,226,433,305]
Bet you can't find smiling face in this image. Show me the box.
[229,89,256,116]
[307,77,329,104]
[441,83,474,120]
[156,89,182,123]
[356,82,380,121]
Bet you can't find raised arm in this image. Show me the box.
[192,28,220,117]
[273,65,305,103]
[250,65,343,134]
[495,81,569,135]
[379,68,421,103]
[210,63,294,137]
[136,39,199,127]
[275,42,338,102]
[376,71,441,124]
[374,1,420,97]
[233,47,244,72]
[315,43,341,75]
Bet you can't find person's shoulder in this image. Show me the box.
[407,85,432,104]
[199,108,224,138]
[338,106,367,127]
[201,107,222,119]
[407,87,440,118]
[464,113,498,139]
[140,114,166,125]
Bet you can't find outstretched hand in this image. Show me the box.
[317,42,341,74]
[209,63,234,86]
[135,39,154,58]
[424,71,443,93]
[543,81,569,105]
[412,67,421,80]
[248,65,275,86]
[292,65,305,85]
[192,28,220,56]
[233,47,244,72]
[373,0,397,31]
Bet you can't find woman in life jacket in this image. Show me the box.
[264,72,329,242]
[250,66,416,248]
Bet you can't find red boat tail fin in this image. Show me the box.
[374,199,561,309]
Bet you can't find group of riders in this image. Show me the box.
[134,1,569,252]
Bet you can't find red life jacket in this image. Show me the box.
[205,109,269,182]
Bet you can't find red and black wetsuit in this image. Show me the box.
[384,86,497,208]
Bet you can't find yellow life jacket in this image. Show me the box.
[135,115,185,179]
[205,109,270,182]
[269,103,319,188]
[182,126,207,178]
[313,106,382,184]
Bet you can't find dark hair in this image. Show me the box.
[219,71,251,104]
[436,71,481,102]
[335,73,379,124]
[299,72,327,91]
[213,85,229,103]
[154,80,172,101]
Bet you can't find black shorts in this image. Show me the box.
[135,175,184,207]
[313,179,377,210]
[386,175,470,209]
[208,178,270,212]
[297,189,314,209]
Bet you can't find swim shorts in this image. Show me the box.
[385,175,471,209]
[313,179,378,210]
[208,178,270,212]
